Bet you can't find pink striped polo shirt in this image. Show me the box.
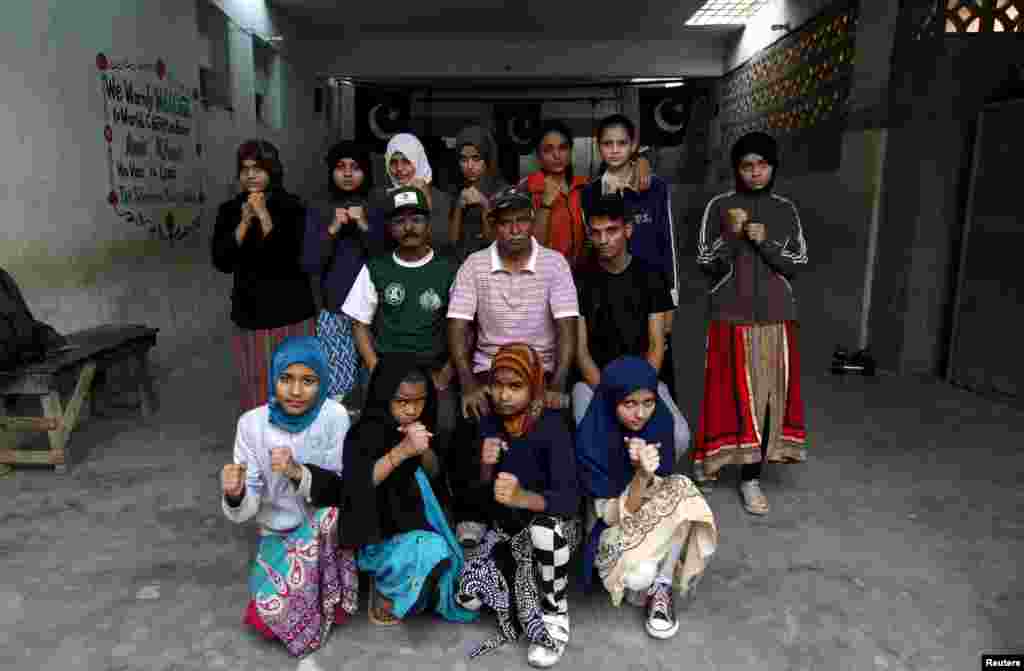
[448,238,579,373]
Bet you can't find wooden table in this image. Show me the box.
[0,324,159,473]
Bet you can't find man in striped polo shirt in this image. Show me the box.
[447,186,580,547]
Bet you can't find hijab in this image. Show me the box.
[385,133,433,189]
[325,140,374,203]
[575,356,675,499]
[577,356,676,589]
[731,131,779,194]
[338,354,437,547]
[266,336,331,434]
[490,344,546,439]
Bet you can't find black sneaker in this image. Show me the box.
[645,584,679,639]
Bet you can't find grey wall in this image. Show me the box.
[869,4,1024,377]
[0,0,330,367]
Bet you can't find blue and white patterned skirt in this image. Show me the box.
[315,310,360,400]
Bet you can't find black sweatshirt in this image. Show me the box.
[211,190,317,330]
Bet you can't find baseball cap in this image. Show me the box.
[388,186,430,218]
[490,186,534,214]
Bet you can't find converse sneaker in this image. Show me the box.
[645,584,679,639]
[527,612,569,668]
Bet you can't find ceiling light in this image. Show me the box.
[685,0,772,26]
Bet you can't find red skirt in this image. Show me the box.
[694,320,807,479]
[231,319,316,413]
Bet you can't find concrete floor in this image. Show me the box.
[1,344,1021,671]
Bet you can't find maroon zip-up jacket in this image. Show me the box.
[696,189,808,323]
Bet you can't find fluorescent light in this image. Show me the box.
[664,82,685,88]
[685,0,772,26]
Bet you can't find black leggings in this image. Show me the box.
[740,401,770,482]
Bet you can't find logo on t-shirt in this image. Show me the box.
[383,282,405,306]
[634,211,652,227]
[419,288,442,312]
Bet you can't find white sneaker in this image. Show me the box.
[456,521,486,548]
[527,613,569,668]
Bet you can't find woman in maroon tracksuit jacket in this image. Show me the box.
[693,131,809,516]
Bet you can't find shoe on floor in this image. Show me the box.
[527,612,569,668]
[645,584,680,640]
[739,479,770,515]
[457,521,486,548]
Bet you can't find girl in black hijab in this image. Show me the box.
[300,355,478,626]
[301,141,378,406]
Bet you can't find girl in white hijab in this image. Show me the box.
[376,133,453,256]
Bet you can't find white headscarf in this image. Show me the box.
[384,133,433,189]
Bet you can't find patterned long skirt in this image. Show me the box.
[591,475,717,607]
[244,506,359,657]
[232,318,316,413]
[693,320,807,480]
[315,310,359,401]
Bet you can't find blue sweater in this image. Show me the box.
[478,410,580,532]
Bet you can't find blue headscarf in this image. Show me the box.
[575,356,676,588]
[267,336,331,433]
[576,356,675,498]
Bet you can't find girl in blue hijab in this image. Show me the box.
[575,356,717,641]
[220,336,358,657]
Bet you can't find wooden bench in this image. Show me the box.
[0,324,159,473]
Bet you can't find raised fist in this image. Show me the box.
[481,437,506,465]
[270,447,296,476]
[221,463,247,498]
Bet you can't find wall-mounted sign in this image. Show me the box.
[96,53,204,242]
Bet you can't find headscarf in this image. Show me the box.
[385,133,433,189]
[337,354,437,547]
[324,140,373,202]
[266,336,331,434]
[576,356,676,589]
[490,344,546,439]
[575,356,675,498]
[731,131,779,194]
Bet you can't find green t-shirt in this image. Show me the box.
[367,252,457,366]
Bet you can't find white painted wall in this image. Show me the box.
[0,0,328,366]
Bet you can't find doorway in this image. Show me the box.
[947,98,1024,408]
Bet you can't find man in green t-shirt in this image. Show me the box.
[343,186,458,441]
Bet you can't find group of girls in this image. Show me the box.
[220,336,717,667]
[212,130,454,414]
[212,114,808,666]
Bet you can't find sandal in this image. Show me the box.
[368,577,400,626]
[739,479,769,515]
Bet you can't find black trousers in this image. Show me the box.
[740,401,770,481]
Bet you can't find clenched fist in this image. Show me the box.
[221,463,247,498]
[725,208,748,235]
[743,222,766,244]
[328,208,350,237]
[399,422,433,457]
[626,438,661,477]
[494,472,521,507]
[270,447,298,479]
[481,437,507,465]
